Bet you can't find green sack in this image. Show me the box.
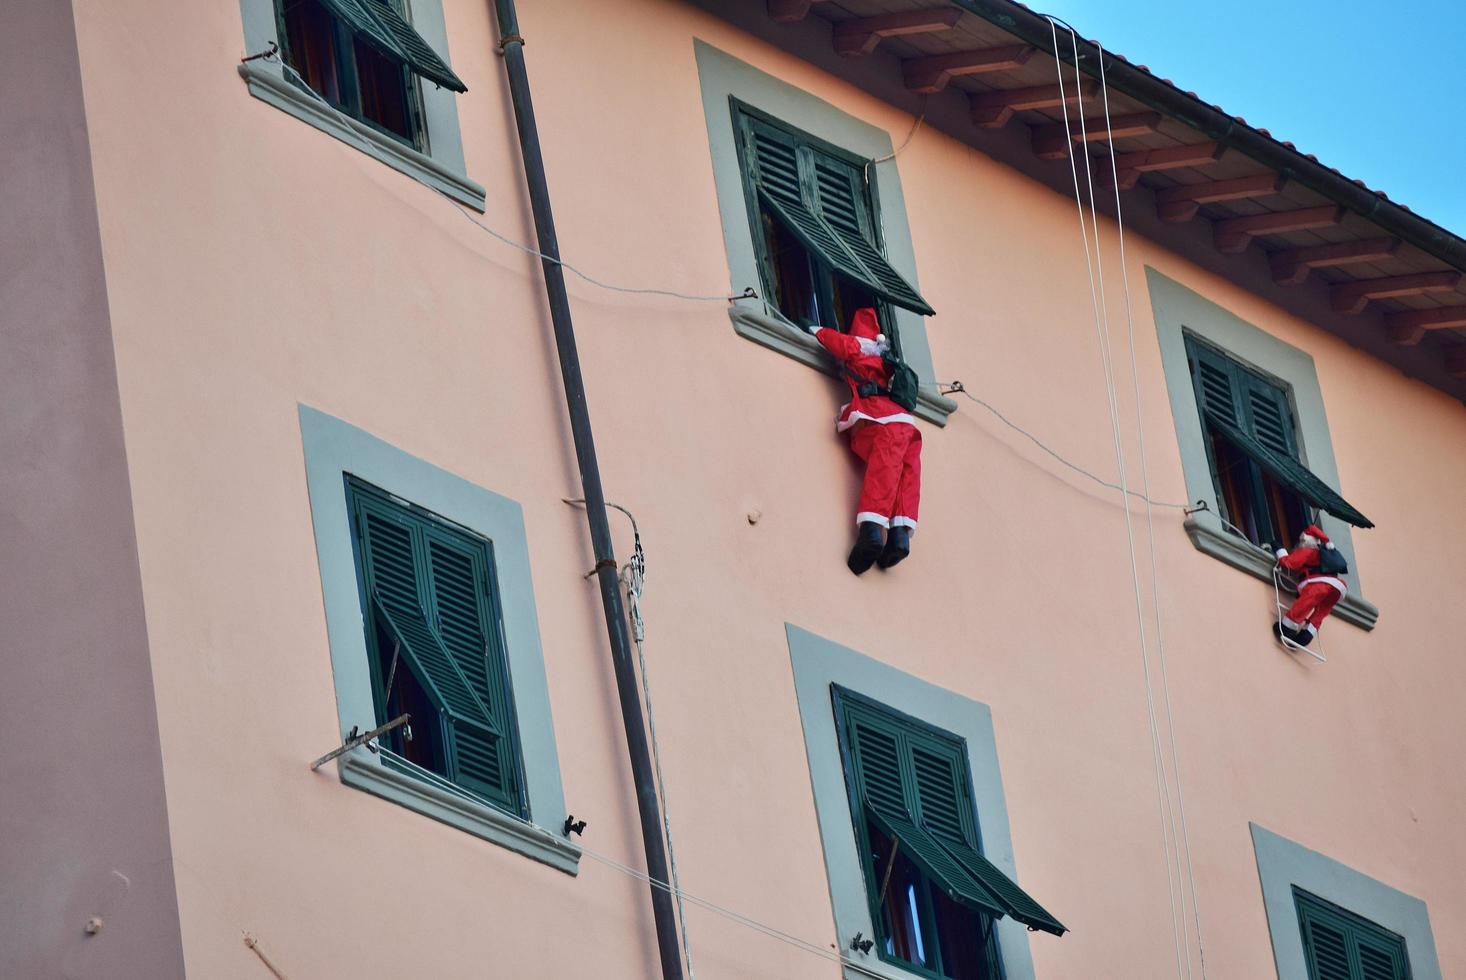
[883,353,921,413]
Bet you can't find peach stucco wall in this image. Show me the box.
[60,0,1466,976]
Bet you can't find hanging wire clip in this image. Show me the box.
[849,932,874,954]
[728,286,759,302]
[938,380,967,396]
[563,814,588,837]
[240,41,279,64]
[309,714,410,771]
[1182,499,1211,517]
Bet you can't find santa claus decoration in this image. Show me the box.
[1273,524,1349,647]
[806,307,922,575]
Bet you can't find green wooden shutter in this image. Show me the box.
[1186,336,1373,528]
[1186,336,1245,427]
[836,690,1066,936]
[1295,888,1411,980]
[810,155,935,316]
[1203,410,1373,528]
[739,111,935,317]
[908,732,1068,936]
[424,528,521,811]
[317,0,466,92]
[349,480,522,814]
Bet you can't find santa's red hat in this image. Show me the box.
[1303,524,1331,546]
[848,307,882,342]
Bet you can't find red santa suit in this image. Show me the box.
[1275,525,1347,640]
[808,308,921,533]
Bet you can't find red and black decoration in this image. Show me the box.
[807,308,922,575]
[1273,524,1348,647]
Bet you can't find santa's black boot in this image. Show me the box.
[1293,629,1315,647]
[847,522,885,576]
[877,526,911,569]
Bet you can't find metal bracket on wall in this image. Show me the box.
[309,713,410,771]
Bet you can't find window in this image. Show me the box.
[733,103,934,345]
[1149,270,1377,628]
[1250,824,1441,980]
[833,686,1064,979]
[346,477,525,816]
[1185,334,1371,549]
[299,407,575,872]
[695,42,954,425]
[275,0,463,149]
[237,0,485,208]
[1295,888,1412,980]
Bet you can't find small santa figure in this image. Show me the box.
[806,308,921,575]
[1273,524,1348,647]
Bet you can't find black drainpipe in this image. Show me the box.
[489,4,685,979]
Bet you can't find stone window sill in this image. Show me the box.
[1183,516,1379,630]
[238,61,486,211]
[338,749,580,875]
[729,306,957,427]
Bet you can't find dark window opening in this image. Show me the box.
[759,203,891,343]
[278,0,421,146]
[370,614,446,776]
[864,818,1001,979]
[1206,427,1310,549]
[1186,335,1321,549]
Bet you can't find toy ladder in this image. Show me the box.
[1273,566,1326,663]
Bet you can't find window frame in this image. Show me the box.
[1147,267,1378,630]
[832,685,1005,980]
[1185,333,1312,549]
[787,624,1040,980]
[1251,823,1439,980]
[345,475,530,818]
[299,405,578,874]
[694,40,955,427]
[274,0,429,151]
[236,0,486,209]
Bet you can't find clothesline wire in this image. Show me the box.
[259,50,753,305]
[940,382,1191,510]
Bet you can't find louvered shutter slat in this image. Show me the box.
[935,835,1068,936]
[1204,410,1373,528]
[358,505,496,727]
[426,531,520,809]
[316,0,466,93]
[811,158,935,316]
[865,804,1007,919]
[350,480,523,815]
[910,742,969,845]
[1296,889,1410,980]
[1243,378,1297,457]
[849,718,906,816]
[360,0,466,92]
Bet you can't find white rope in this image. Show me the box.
[1048,19,1188,980]
[1094,42,1210,979]
[258,52,750,305]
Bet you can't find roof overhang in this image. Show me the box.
[690,0,1466,403]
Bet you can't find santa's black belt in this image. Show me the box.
[855,382,890,398]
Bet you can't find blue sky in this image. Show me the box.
[1032,0,1466,237]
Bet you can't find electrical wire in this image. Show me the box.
[253,51,755,306]
[1048,19,1188,980]
[865,95,929,184]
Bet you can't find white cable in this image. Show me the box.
[260,53,748,305]
[1048,20,1187,980]
[1094,43,1209,980]
[864,96,928,185]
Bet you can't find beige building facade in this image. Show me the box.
[4,1,1464,978]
